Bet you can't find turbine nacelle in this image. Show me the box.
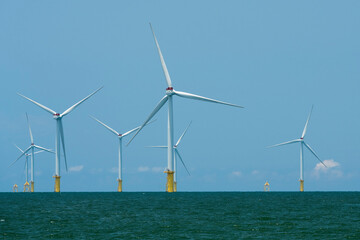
[53,113,61,119]
[166,87,174,95]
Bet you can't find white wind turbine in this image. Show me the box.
[147,121,192,192]
[268,106,326,191]
[10,113,54,192]
[90,116,154,192]
[18,87,103,192]
[127,24,243,192]
[14,145,44,192]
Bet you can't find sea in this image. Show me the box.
[0,192,359,239]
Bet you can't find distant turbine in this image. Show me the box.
[147,121,192,192]
[268,106,326,192]
[127,24,243,192]
[14,145,44,192]
[10,113,53,192]
[18,87,103,192]
[90,116,154,192]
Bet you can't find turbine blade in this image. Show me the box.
[34,150,45,155]
[127,95,168,146]
[267,139,300,148]
[303,142,326,167]
[122,119,157,137]
[9,145,31,167]
[175,149,190,176]
[149,23,172,88]
[173,90,243,108]
[176,121,192,147]
[25,113,34,144]
[145,146,167,148]
[23,157,27,171]
[34,145,55,154]
[17,93,56,115]
[301,105,314,139]
[90,115,119,136]
[61,86,103,117]
[58,120,68,171]
[14,144,24,153]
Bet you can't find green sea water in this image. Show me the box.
[1,192,359,239]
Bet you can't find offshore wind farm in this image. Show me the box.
[1,1,360,239]
[2,2,358,194]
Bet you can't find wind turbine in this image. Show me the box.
[10,113,53,192]
[14,145,44,192]
[147,121,192,192]
[18,87,103,192]
[127,24,243,192]
[268,106,326,192]
[90,116,154,192]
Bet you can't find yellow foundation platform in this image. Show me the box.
[264,181,270,192]
[30,181,34,192]
[53,176,60,192]
[164,170,174,192]
[300,180,304,192]
[24,182,30,192]
[117,179,122,192]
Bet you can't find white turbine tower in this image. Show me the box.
[147,121,192,192]
[10,113,53,192]
[90,116,154,192]
[18,87,103,192]
[14,145,44,192]
[268,106,326,192]
[127,24,243,192]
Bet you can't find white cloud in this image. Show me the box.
[69,165,84,172]
[313,159,342,178]
[315,159,340,171]
[231,171,242,177]
[138,166,150,172]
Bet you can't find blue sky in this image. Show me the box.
[1,1,359,192]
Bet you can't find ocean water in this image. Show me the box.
[1,192,359,239]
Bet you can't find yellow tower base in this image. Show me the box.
[164,170,174,193]
[54,176,60,192]
[117,179,122,192]
[300,180,304,192]
[30,181,34,192]
[24,182,30,192]
[174,181,177,192]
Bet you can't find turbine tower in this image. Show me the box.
[128,24,243,192]
[18,87,103,192]
[268,106,327,192]
[90,116,154,192]
[147,121,192,192]
[10,114,53,192]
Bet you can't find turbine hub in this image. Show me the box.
[166,87,174,95]
[53,113,61,119]
[31,143,34,145]
[118,134,122,137]
[300,137,304,140]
